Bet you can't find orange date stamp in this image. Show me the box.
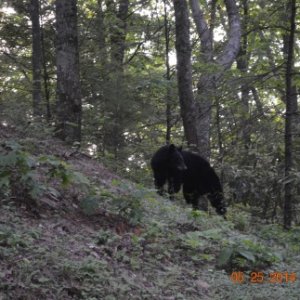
[230,271,297,284]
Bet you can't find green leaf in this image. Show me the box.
[79,195,100,216]
[72,171,90,186]
[197,229,222,240]
[0,176,10,188]
[237,249,256,262]
[217,247,234,268]
[0,151,18,167]
[4,141,21,151]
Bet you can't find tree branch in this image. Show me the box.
[1,50,31,82]
[216,0,241,69]
[124,25,164,65]
[189,0,213,60]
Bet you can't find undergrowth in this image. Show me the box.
[0,140,299,299]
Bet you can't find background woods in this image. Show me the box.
[1,1,300,298]
[0,0,299,228]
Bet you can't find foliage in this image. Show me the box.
[0,135,299,298]
[79,194,102,216]
[0,141,91,210]
[79,180,144,225]
[1,0,299,223]
[112,193,143,225]
[1,0,300,297]
[217,239,281,272]
[230,209,250,232]
[256,224,300,257]
[0,141,42,205]
[39,154,90,191]
[1,186,299,299]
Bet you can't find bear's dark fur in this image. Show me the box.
[151,144,226,216]
[150,144,187,198]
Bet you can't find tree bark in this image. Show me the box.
[39,12,51,122]
[97,0,106,55]
[29,0,42,117]
[173,0,200,151]
[236,0,251,151]
[164,0,172,144]
[215,0,241,69]
[284,0,297,229]
[250,87,264,117]
[110,0,129,69]
[96,0,108,75]
[189,0,213,61]
[55,0,82,143]
[103,0,129,158]
[189,0,241,159]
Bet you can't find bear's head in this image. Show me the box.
[168,144,187,171]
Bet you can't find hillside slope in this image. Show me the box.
[0,126,299,299]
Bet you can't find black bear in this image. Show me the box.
[151,144,226,216]
[150,144,187,198]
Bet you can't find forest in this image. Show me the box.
[0,0,299,299]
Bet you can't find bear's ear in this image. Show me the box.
[169,144,176,152]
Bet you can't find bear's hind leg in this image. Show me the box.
[183,185,208,211]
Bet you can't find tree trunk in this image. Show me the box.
[173,0,200,151]
[110,0,129,69]
[40,18,51,122]
[250,87,264,117]
[189,0,241,159]
[164,0,171,144]
[236,0,251,152]
[55,0,82,143]
[97,0,106,56]
[284,0,297,229]
[103,0,129,158]
[29,0,42,117]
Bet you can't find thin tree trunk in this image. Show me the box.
[250,87,264,117]
[29,0,42,117]
[173,0,200,150]
[284,0,297,229]
[55,0,82,143]
[215,96,224,160]
[96,0,107,155]
[236,0,251,151]
[110,0,129,68]
[103,0,129,158]
[164,0,171,144]
[97,0,106,56]
[40,16,51,122]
